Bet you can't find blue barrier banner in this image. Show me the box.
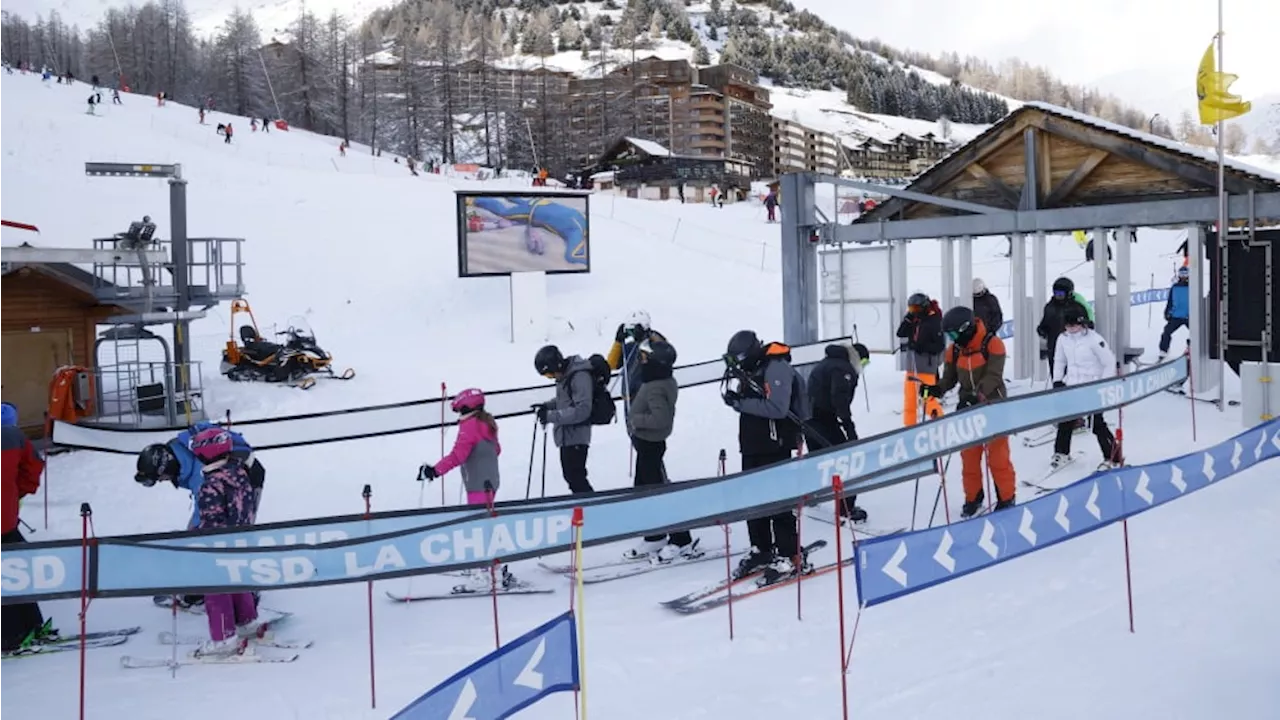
[855,418,1280,607]
[391,611,578,720]
[0,544,84,601]
[993,286,1170,339]
[1,359,1187,602]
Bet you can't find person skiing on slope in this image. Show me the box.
[136,421,266,609]
[533,345,596,494]
[806,340,870,523]
[1158,266,1190,361]
[764,189,778,222]
[723,330,810,580]
[1,402,57,655]
[86,94,96,115]
[972,278,1004,337]
[189,428,259,658]
[1051,305,1124,471]
[1035,276,1094,376]
[417,388,523,591]
[224,122,233,144]
[622,340,697,562]
[896,291,945,426]
[919,307,1017,518]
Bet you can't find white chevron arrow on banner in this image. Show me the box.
[1231,441,1242,470]
[882,541,908,587]
[1272,429,1280,453]
[448,679,479,720]
[1054,495,1070,532]
[1202,452,1217,482]
[1170,465,1186,494]
[1018,508,1037,546]
[933,530,956,573]
[1255,430,1266,460]
[1135,471,1154,505]
[1086,482,1101,520]
[978,520,999,559]
[514,639,546,690]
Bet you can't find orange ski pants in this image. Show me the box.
[902,372,943,426]
[960,436,1016,503]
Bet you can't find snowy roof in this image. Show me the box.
[1024,102,1280,187]
[623,137,671,157]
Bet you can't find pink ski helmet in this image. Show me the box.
[451,388,485,414]
[190,428,233,463]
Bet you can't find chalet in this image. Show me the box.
[587,137,752,202]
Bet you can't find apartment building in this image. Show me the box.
[772,117,843,176]
[845,132,953,179]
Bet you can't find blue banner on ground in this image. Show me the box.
[391,611,578,720]
[1,359,1187,603]
[855,418,1280,607]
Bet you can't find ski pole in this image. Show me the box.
[525,412,539,500]
[540,424,549,498]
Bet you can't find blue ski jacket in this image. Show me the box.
[1166,282,1190,320]
[171,421,254,528]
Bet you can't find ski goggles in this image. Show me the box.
[1052,289,1068,299]
[945,322,972,342]
[133,472,159,488]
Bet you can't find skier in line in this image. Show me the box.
[607,310,667,408]
[1157,266,1190,361]
[1035,276,1094,377]
[136,421,266,609]
[1,402,57,655]
[190,428,259,658]
[1051,306,1124,471]
[806,340,870,523]
[622,340,696,562]
[534,345,595,494]
[896,292,945,426]
[919,307,1018,517]
[417,388,522,591]
[972,278,1004,337]
[723,330,807,579]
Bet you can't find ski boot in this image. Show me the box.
[961,490,985,519]
[194,636,249,659]
[1050,453,1074,470]
[754,548,815,588]
[654,538,703,564]
[733,547,774,580]
[622,538,668,561]
[840,503,869,525]
[993,496,1016,512]
[10,618,61,653]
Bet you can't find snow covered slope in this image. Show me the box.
[3,74,1278,720]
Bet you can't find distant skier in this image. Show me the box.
[112,88,121,105]
[224,122,233,144]
[86,94,97,115]
[91,74,99,88]
[417,389,523,592]
[199,108,206,124]
[764,189,778,222]
[1158,266,1190,361]
[262,116,270,133]
[1050,306,1123,470]
[972,278,1004,336]
[806,340,870,523]
[250,118,258,132]
[2,402,57,655]
[189,428,259,658]
[533,345,596,494]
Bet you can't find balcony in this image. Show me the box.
[91,237,246,309]
[690,137,727,150]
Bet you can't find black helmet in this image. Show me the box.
[850,342,870,367]
[908,292,930,309]
[642,340,677,368]
[1062,305,1089,327]
[533,345,565,377]
[136,443,178,487]
[1052,277,1074,298]
[725,330,763,369]
[941,306,978,346]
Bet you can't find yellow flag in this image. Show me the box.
[1196,39,1251,124]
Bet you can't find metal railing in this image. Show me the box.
[89,360,207,428]
[91,237,245,307]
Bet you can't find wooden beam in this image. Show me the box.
[964,162,1021,208]
[1039,116,1260,195]
[1021,126,1039,210]
[1038,131,1053,199]
[1044,150,1110,207]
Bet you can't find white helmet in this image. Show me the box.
[623,310,651,331]
[972,278,987,294]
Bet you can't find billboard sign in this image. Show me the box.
[456,190,591,277]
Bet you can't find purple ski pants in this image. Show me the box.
[205,592,258,642]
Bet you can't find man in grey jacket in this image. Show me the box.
[534,345,595,494]
[622,340,696,563]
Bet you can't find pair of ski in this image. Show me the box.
[121,608,303,668]
[386,574,553,602]
[537,539,747,586]
[1021,423,1089,448]
[2,626,142,659]
[1165,387,1240,407]
[800,508,905,538]
[661,541,842,615]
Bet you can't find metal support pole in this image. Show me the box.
[1092,227,1112,352]
[940,237,956,310]
[957,236,974,315]
[780,173,819,345]
[1010,233,1029,379]
[1031,231,1048,381]
[1187,224,1218,394]
[1115,226,1133,364]
[169,172,191,398]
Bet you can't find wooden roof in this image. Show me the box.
[2,262,131,310]
[860,102,1280,223]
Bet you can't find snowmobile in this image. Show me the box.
[220,300,354,390]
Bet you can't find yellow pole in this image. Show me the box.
[175,322,193,426]
[572,507,587,719]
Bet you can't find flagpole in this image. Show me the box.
[1215,0,1227,413]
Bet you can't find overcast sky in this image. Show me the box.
[795,0,1279,120]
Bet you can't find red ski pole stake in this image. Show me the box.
[362,485,376,709]
[1185,347,1197,442]
[78,503,93,720]
[486,487,501,650]
[440,383,448,505]
[720,521,734,641]
[831,478,849,720]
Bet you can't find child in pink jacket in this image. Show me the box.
[417,388,501,505]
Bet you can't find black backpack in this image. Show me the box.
[568,354,617,426]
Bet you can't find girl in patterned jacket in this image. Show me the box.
[191,428,260,656]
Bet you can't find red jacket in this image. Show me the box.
[2,426,44,534]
